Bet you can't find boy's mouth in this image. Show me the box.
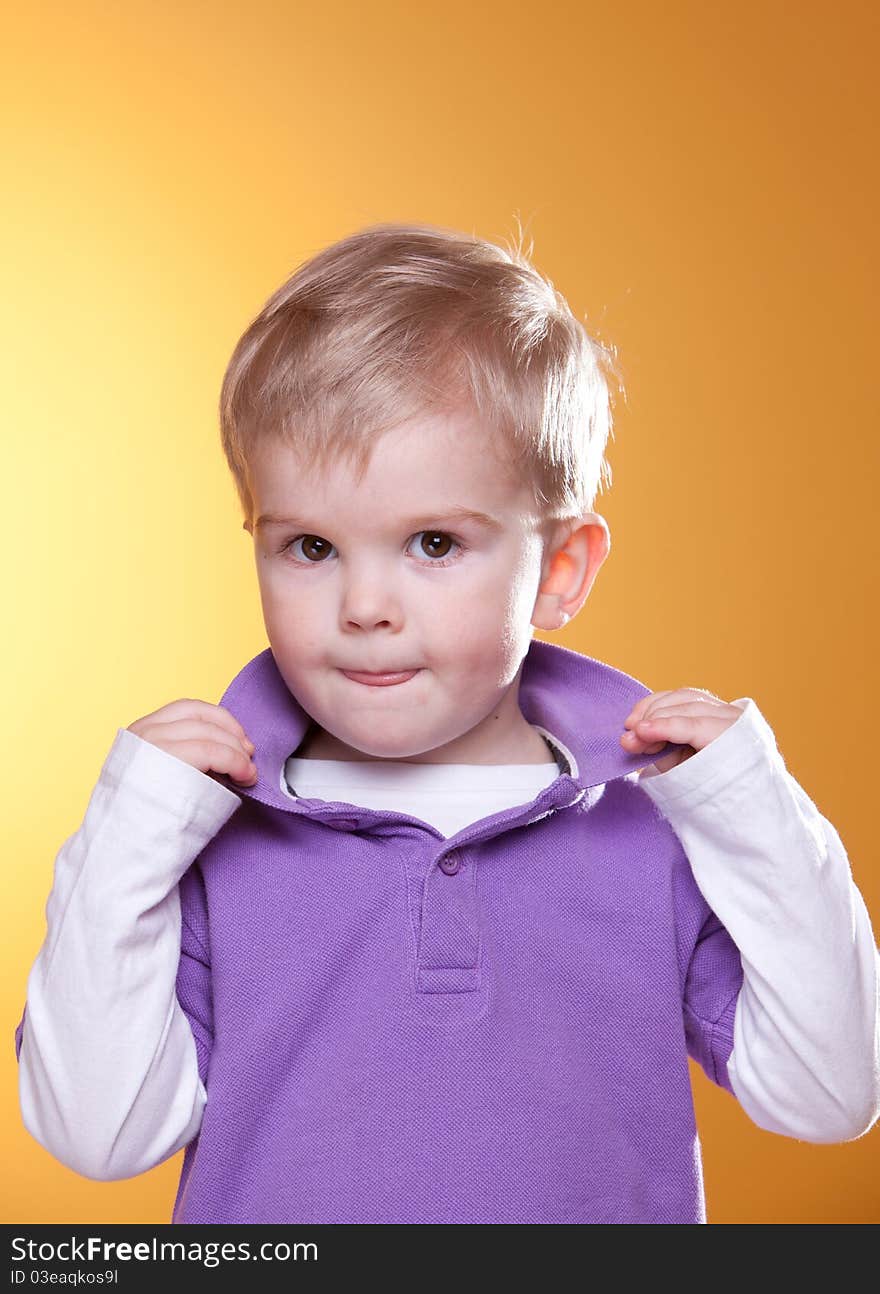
[339,668,420,687]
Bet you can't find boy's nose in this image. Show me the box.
[339,579,404,630]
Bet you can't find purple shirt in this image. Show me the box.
[169,637,740,1224]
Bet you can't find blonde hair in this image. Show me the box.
[219,220,623,529]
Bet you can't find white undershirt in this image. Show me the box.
[282,720,569,836]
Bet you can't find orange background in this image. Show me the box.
[3,0,877,1224]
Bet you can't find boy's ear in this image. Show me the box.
[531,513,611,631]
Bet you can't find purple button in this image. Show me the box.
[439,853,460,875]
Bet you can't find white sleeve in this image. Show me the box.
[638,699,880,1144]
[16,727,242,1180]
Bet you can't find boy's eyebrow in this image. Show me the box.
[254,506,505,533]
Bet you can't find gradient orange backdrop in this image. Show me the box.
[3,0,878,1225]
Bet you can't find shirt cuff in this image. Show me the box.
[105,727,243,836]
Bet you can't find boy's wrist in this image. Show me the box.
[635,699,777,810]
[108,727,243,835]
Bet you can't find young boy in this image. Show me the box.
[14,223,879,1225]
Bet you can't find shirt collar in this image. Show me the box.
[213,637,689,815]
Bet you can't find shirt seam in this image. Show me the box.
[180,908,211,967]
[686,984,740,1085]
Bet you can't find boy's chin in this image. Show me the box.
[296,723,436,762]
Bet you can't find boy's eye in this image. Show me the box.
[286,534,333,563]
[415,531,455,561]
[279,531,464,565]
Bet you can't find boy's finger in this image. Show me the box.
[210,705,253,749]
[135,697,254,751]
[624,689,679,727]
[620,729,666,755]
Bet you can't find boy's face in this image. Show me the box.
[245,407,569,763]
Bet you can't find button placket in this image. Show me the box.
[416,849,480,993]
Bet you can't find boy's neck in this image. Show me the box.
[294,719,557,766]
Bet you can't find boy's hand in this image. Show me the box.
[127,699,258,786]
[621,688,743,774]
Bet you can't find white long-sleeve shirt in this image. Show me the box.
[15,697,880,1181]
